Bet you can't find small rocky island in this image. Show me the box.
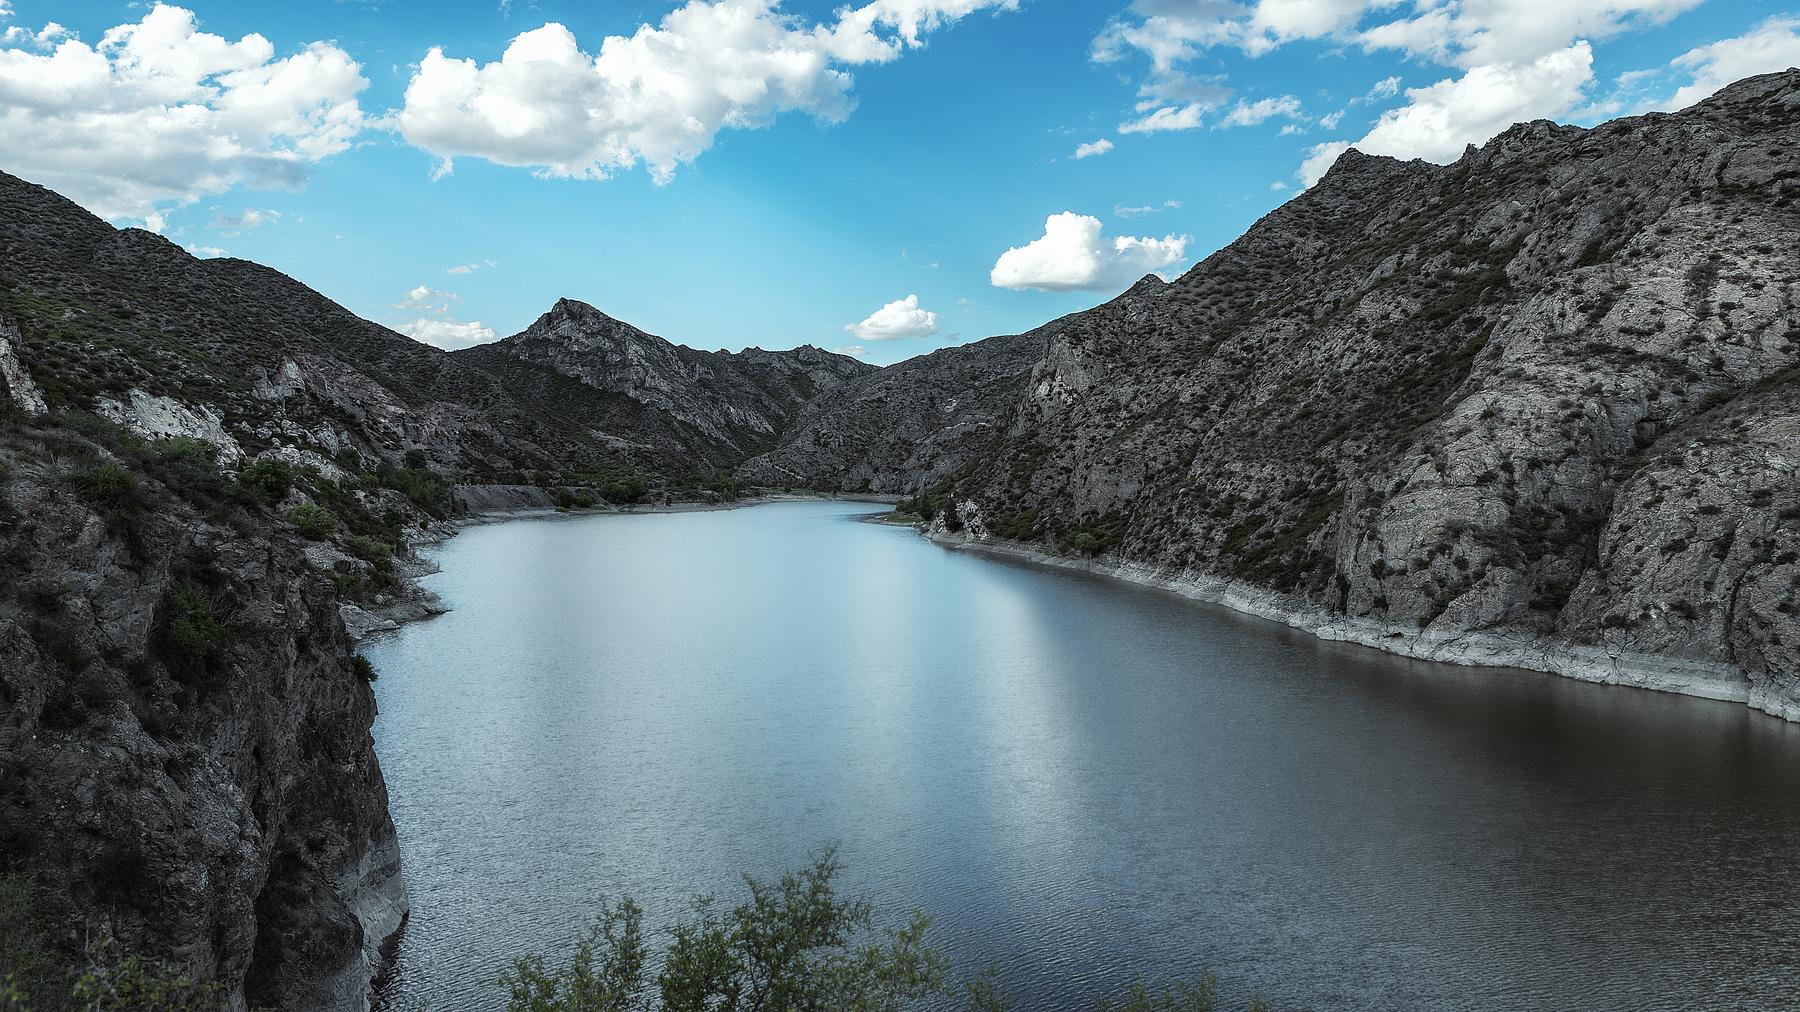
[1,70,1797,1008]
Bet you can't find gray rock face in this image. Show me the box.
[455,298,874,471]
[0,315,47,416]
[770,71,1800,719]
[0,442,406,1010]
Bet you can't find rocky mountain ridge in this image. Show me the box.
[769,69,1800,721]
[2,65,1798,1012]
[454,298,873,470]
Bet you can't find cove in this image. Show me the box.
[365,500,1800,1010]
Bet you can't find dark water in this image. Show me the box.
[366,501,1800,1011]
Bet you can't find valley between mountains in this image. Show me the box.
[0,69,1797,1010]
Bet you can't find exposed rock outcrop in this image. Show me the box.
[0,433,406,1010]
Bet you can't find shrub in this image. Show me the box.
[0,874,74,1006]
[500,849,1269,1012]
[236,458,296,505]
[70,463,143,516]
[288,502,340,540]
[162,584,232,663]
[350,655,378,683]
[382,466,452,518]
[67,939,220,1012]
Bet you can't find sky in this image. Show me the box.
[2,1,1796,365]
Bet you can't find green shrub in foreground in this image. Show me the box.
[499,847,1271,1012]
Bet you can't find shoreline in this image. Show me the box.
[344,490,898,641]
[923,529,1798,724]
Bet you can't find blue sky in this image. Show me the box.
[3,1,1795,365]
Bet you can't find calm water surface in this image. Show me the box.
[366,501,1800,1010]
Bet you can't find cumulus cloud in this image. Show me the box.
[844,294,940,340]
[1661,16,1800,110]
[1297,141,1352,187]
[1097,0,1699,70]
[990,212,1190,293]
[394,284,460,313]
[1297,43,1593,186]
[1073,137,1114,158]
[1097,0,1724,188]
[0,3,368,225]
[1218,94,1302,127]
[395,317,497,350]
[831,343,867,358]
[398,0,1017,183]
[1363,45,1591,161]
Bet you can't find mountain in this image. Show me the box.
[0,171,650,485]
[454,298,873,473]
[753,69,1800,720]
[738,325,1052,492]
[2,66,1798,1011]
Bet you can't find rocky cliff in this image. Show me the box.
[0,416,409,1009]
[798,70,1800,720]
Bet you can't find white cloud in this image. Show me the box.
[990,212,1190,292]
[396,317,498,349]
[1073,137,1114,158]
[1218,94,1302,127]
[394,284,460,312]
[211,207,279,231]
[1298,43,1593,185]
[1098,0,1702,178]
[830,343,867,358]
[398,0,1017,183]
[1098,0,1701,70]
[1365,75,1401,100]
[844,293,940,340]
[184,242,227,257]
[0,3,368,225]
[1298,140,1351,187]
[446,259,498,274]
[1661,16,1800,109]
[1115,203,1156,217]
[1354,43,1593,161]
[1358,0,1703,67]
[1121,102,1207,133]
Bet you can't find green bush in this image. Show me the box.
[235,458,295,505]
[0,874,74,1007]
[499,850,1270,1012]
[555,488,598,511]
[70,463,142,517]
[382,466,452,519]
[161,584,232,663]
[350,655,378,683]
[288,502,340,540]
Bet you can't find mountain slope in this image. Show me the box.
[737,323,1058,491]
[790,70,1800,718]
[455,298,874,473]
[0,170,655,485]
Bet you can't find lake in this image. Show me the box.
[365,500,1800,1010]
